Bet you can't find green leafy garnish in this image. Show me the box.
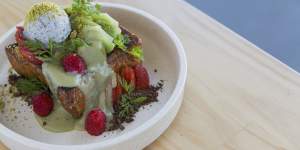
[65,0,103,31]
[113,34,144,60]
[25,36,86,62]
[115,76,148,120]
[15,78,47,95]
[131,96,147,105]
[47,39,60,55]
[48,37,86,54]
[63,37,86,53]
[24,39,44,51]
[114,34,130,50]
[66,0,121,52]
[118,95,136,119]
[129,46,144,60]
[93,13,121,38]
[66,0,99,16]
[24,39,56,61]
[95,3,102,11]
[117,95,147,120]
[118,75,134,94]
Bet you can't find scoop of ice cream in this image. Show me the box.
[23,2,71,46]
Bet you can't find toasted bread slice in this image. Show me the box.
[5,43,47,84]
[120,26,142,50]
[107,26,142,72]
[6,43,86,118]
[57,87,85,118]
[107,48,141,72]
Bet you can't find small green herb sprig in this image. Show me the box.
[65,0,102,31]
[66,0,101,18]
[24,39,54,61]
[15,78,48,95]
[114,34,130,51]
[116,76,147,121]
[118,76,134,94]
[24,36,85,62]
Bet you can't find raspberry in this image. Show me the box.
[121,66,135,85]
[32,92,54,117]
[134,64,150,90]
[85,108,106,136]
[62,53,87,74]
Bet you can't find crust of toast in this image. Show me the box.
[57,87,85,118]
[107,26,142,72]
[107,48,141,72]
[5,43,47,84]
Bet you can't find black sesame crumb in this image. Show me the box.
[108,80,164,131]
[42,121,47,126]
[119,125,125,131]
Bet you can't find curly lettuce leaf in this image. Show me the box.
[113,34,144,60]
[65,0,120,54]
[93,13,121,38]
[129,46,144,60]
[113,34,130,50]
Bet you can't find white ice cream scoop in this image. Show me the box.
[23,2,71,46]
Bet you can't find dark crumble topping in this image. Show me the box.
[8,74,22,85]
[108,80,164,131]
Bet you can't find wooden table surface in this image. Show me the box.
[1,0,300,149]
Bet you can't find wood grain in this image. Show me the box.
[1,0,300,149]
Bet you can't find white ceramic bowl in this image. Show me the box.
[0,3,187,150]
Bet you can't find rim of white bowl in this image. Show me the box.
[0,2,187,149]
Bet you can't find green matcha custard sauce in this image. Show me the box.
[36,23,118,132]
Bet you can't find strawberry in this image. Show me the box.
[134,64,150,90]
[32,92,54,117]
[62,53,87,74]
[85,108,106,136]
[19,48,43,65]
[15,26,25,46]
[121,66,135,85]
[15,26,43,65]
[112,85,122,105]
